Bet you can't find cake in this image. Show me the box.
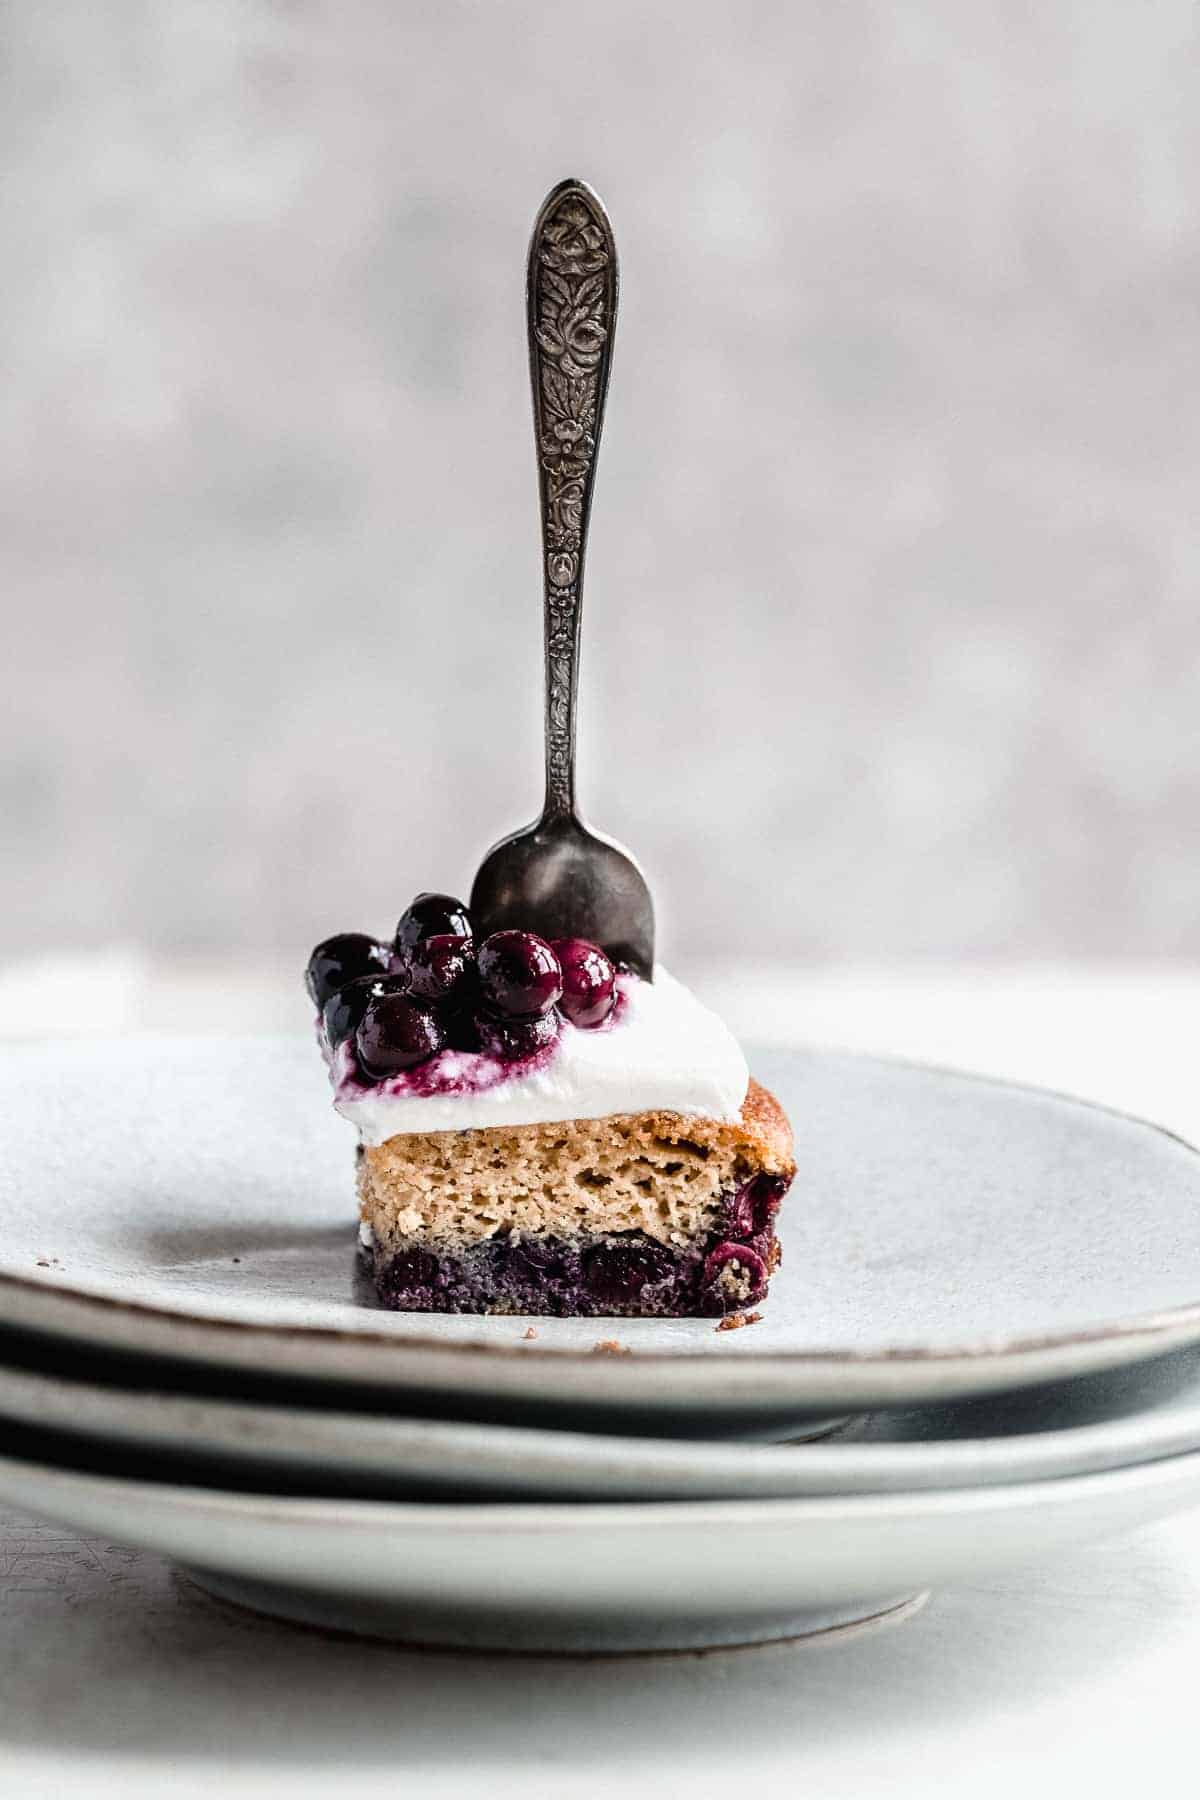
[307,894,795,1317]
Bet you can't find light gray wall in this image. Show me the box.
[3,1,1198,965]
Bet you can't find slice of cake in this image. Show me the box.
[306,893,795,1318]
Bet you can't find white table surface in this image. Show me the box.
[2,957,1200,1799]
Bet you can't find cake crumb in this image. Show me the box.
[592,1338,631,1355]
[522,1326,538,1340]
[715,1310,763,1333]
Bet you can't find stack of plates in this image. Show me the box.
[4,1036,1200,1653]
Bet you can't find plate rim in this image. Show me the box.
[3,1264,1200,1372]
[3,1352,1200,1495]
[4,1432,1200,1530]
[4,1041,1200,1380]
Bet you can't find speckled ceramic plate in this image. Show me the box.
[1,1431,1200,1651]
[3,1036,1200,1431]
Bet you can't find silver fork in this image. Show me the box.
[470,178,655,977]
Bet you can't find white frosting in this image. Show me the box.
[332,966,748,1145]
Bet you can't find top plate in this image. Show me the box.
[3,1035,1200,1426]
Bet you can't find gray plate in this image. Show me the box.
[3,1036,1200,1426]
[1,1343,1200,1500]
[1,1435,1200,1652]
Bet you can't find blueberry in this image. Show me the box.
[356,992,446,1078]
[582,1238,675,1307]
[703,1242,768,1308]
[322,972,409,1051]
[724,1183,754,1239]
[477,930,562,1019]
[749,1174,787,1234]
[498,1235,563,1274]
[725,1175,786,1239]
[394,893,472,962]
[476,1007,559,1062]
[552,937,616,1029]
[408,932,477,1005]
[490,1234,572,1283]
[442,1001,484,1053]
[382,1247,442,1297]
[305,933,390,1012]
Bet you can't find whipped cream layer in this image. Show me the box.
[330,966,749,1145]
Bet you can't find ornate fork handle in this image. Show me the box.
[527,178,619,822]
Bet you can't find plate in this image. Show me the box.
[3,1036,1200,1424]
[1,1431,1199,1652]
[2,1339,1200,1500]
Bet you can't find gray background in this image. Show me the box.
[2,0,1198,969]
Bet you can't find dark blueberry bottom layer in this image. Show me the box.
[359,1175,788,1318]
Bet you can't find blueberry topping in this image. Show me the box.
[477,930,562,1018]
[322,971,408,1050]
[355,992,446,1078]
[552,937,617,1029]
[407,932,477,1004]
[582,1238,675,1307]
[305,933,390,1012]
[395,893,472,962]
[476,1007,559,1062]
